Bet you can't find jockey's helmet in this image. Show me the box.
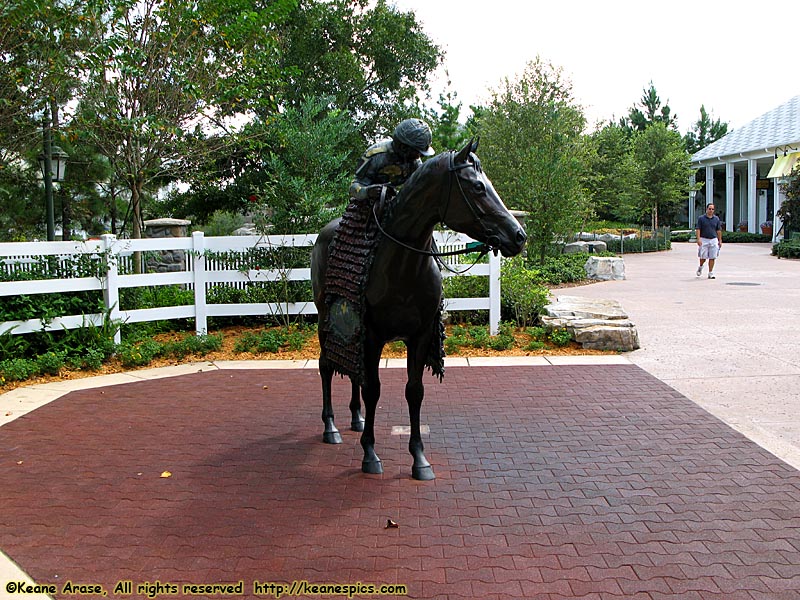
[392,119,435,157]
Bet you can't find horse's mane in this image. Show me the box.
[395,151,448,202]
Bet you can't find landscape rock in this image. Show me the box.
[541,295,640,351]
[563,241,589,254]
[587,240,607,253]
[584,256,625,280]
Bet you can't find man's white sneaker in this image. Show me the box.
[696,266,702,276]
[708,272,715,279]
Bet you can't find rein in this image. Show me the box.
[369,152,498,274]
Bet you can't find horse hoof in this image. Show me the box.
[362,459,383,475]
[412,465,435,481]
[351,420,365,432]
[323,431,342,444]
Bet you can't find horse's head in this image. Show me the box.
[440,139,527,257]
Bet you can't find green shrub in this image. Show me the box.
[196,210,245,236]
[55,312,121,362]
[163,333,224,359]
[254,330,285,353]
[487,322,515,351]
[36,350,67,376]
[0,358,38,382]
[117,339,164,368]
[674,231,771,243]
[233,326,314,354]
[604,235,671,253]
[442,274,489,324]
[722,231,771,243]
[207,285,247,304]
[0,327,29,362]
[444,323,515,353]
[285,330,308,351]
[549,328,572,347]
[70,347,106,371]
[119,285,194,311]
[525,326,548,341]
[500,257,551,327]
[538,254,593,285]
[773,240,800,259]
[387,340,406,353]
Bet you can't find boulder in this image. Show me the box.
[587,240,607,253]
[584,256,625,280]
[541,295,640,351]
[563,241,589,254]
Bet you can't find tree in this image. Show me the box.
[159,0,443,223]
[477,57,591,263]
[630,122,694,228]
[421,86,470,153]
[275,0,441,141]
[0,0,90,154]
[253,96,355,235]
[777,167,800,236]
[1,0,101,239]
[586,122,640,222]
[684,105,729,154]
[0,162,43,241]
[75,0,294,249]
[620,82,678,134]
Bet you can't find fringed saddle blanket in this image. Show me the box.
[322,198,445,385]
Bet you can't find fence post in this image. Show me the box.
[192,231,208,335]
[489,250,501,335]
[101,234,122,345]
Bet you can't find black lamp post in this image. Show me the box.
[38,110,69,241]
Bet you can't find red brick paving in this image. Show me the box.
[2,365,800,599]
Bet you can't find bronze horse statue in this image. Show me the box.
[311,139,526,480]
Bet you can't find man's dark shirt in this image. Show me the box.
[696,214,721,239]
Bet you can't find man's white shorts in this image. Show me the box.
[698,237,719,259]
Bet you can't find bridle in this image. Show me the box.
[370,151,501,272]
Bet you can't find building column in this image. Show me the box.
[747,159,758,233]
[774,178,785,241]
[726,162,735,231]
[705,165,714,214]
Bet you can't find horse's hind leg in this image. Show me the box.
[320,361,342,444]
[406,343,435,481]
[360,340,383,474]
[349,378,364,432]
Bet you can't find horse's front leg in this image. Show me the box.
[349,378,364,432]
[360,339,383,474]
[320,360,342,444]
[406,342,435,481]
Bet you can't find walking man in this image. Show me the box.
[696,203,722,278]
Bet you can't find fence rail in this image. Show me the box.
[0,231,501,344]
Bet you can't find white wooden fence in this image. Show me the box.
[0,231,501,344]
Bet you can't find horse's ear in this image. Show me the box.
[471,137,479,153]
[455,138,473,164]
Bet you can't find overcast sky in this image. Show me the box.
[391,0,799,134]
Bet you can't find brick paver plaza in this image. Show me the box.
[2,364,800,599]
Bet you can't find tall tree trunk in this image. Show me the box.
[110,186,118,235]
[132,183,143,274]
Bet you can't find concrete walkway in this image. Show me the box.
[555,241,800,470]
